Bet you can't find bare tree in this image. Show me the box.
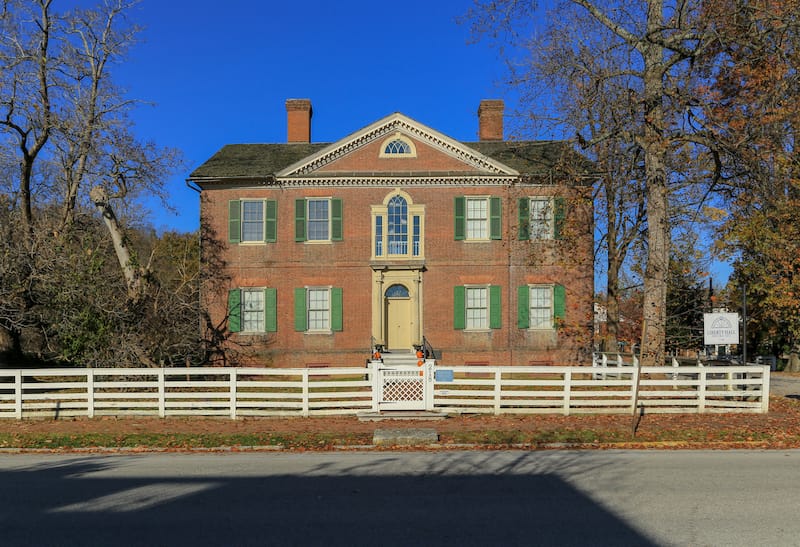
[0,0,190,367]
[468,0,721,364]
[0,0,58,237]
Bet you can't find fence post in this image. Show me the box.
[563,369,572,416]
[302,369,310,417]
[14,370,22,420]
[87,369,94,419]
[493,369,502,415]
[369,361,380,412]
[761,365,771,413]
[698,366,707,413]
[630,366,640,414]
[229,370,237,420]
[158,368,166,418]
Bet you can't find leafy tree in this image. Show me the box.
[697,0,800,367]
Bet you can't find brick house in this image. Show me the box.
[188,99,594,368]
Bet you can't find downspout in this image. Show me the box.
[508,183,514,366]
[185,177,202,365]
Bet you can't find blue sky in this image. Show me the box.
[72,0,730,286]
[105,0,518,233]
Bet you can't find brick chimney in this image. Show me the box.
[478,99,504,141]
[286,99,313,143]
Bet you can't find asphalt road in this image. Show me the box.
[1,450,799,546]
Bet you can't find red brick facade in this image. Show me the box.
[191,100,594,368]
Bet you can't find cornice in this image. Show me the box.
[276,114,519,178]
[275,175,518,188]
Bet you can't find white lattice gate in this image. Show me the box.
[374,361,433,411]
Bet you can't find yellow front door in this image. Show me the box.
[385,296,412,350]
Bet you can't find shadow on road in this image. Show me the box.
[1,455,655,547]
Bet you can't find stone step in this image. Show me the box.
[357,411,448,422]
[372,427,439,446]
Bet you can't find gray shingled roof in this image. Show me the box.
[188,140,593,182]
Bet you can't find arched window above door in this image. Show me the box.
[385,284,410,298]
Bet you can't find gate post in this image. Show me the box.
[424,360,435,411]
[369,360,381,412]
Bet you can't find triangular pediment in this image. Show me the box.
[275,113,519,178]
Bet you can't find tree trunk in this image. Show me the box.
[90,186,146,303]
[787,352,800,373]
[640,1,669,366]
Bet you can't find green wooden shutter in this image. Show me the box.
[228,289,241,333]
[331,198,343,241]
[518,198,530,241]
[228,200,241,243]
[294,199,306,242]
[454,197,465,240]
[489,285,502,329]
[265,200,277,242]
[554,284,566,323]
[294,288,307,331]
[490,197,502,240]
[553,197,566,240]
[517,286,529,329]
[453,286,465,330]
[331,287,343,331]
[265,288,277,332]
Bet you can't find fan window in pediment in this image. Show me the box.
[380,135,416,158]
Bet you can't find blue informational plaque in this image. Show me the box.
[434,369,454,382]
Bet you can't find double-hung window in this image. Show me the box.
[307,288,330,330]
[517,284,566,330]
[454,196,502,241]
[518,197,565,241]
[294,287,343,332]
[228,200,277,243]
[466,287,488,329]
[295,198,342,242]
[454,285,502,330]
[529,198,553,240]
[227,288,277,333]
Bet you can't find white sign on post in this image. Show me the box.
[703,312,739,345]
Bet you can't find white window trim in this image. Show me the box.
[465,284,491,332]
[306,286,332,333]
[529,197,555,240]
[528,284,554,331]
[306,197,332,243]
[465,196,491,242]
[240,200,266,244]
[241,287,266,333]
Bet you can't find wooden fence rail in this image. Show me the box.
[0,363,770,419]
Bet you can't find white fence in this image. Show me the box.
[0,362,770,419]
